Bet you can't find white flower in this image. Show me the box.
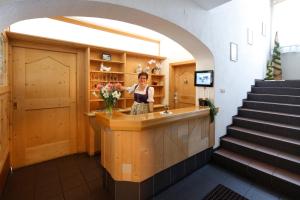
[103,93,109,98]
[112,91,121,99]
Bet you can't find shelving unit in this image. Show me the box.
[88,47,166,112]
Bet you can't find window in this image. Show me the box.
[273,0,300,53]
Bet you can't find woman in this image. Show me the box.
[125,72,154,115]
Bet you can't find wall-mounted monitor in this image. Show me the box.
[194,70,214,87]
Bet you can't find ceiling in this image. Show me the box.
[192,0,232,10]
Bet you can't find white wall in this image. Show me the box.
[0,0,272,148]
[203,0,272,146]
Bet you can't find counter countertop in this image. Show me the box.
[96,106,210,131]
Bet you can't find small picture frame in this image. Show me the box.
[102,53,111,61]
[262,22,266,37]
[230,42,238,62]
[247,28,253,45]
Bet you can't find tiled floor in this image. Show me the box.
[1,154,292,200]
[154,164,292,200]
[1,154,109,200]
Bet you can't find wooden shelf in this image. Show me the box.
[89,98,125,102]
[90,71,124,74]
[88,47,166,112]
[90,58,124,64]
[90,80,124,82]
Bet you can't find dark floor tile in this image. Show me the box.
[87,178,102,192]
[2,187,35,200]
[46,194,65,200]
[36,172,60,187]
[64,184,91,200]
[61,174,85,191]
[220,174,252,196]
[81,167,101,182]
[35,179,62,199]
[59,167,82,179]
[245,187,280,200]
[154,163,284,200]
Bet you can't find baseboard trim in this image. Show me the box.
[0,152,10,197]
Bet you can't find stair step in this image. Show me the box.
[233,116,300,141]
[221,136,300,174]
[251,86,300,96]
[228,126,300,156]
[255,80,300,88]
[238,108,300,126]
[213,149,300,197]
[243,100,300,115]
[247,93,300,105]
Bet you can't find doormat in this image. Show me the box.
[202,184,249,200]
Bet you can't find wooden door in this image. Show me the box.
[12,47,77,168]
[170,61,195,109]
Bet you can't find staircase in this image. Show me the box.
[213,80,300,198]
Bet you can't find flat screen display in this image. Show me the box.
[194,70,214,87]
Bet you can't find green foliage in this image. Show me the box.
[205,99,218,123]
[265,60,274,80]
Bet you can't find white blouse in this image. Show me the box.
[127,84,154,103]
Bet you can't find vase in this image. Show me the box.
[105,105,113,116]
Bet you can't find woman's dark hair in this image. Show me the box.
[138,72,148,79]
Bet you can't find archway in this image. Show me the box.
[0,0,214,68]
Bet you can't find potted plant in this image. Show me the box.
[199,98,218,123]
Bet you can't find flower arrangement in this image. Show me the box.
[148,59,161,74]
[96,82,122,115]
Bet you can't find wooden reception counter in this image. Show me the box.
[96,107,214,189]
[96,107,214,199]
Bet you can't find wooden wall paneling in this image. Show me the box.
[76,50,87,152]
[86,48,91,112]
[0,92,10,187]
[209,122,215,147]
[8,42,13,168]
[0,152,9,197]
[138,127,165,181]
[0,32,10,177]
[164,123,187,168]
[187,116,209,157]
[169,64,175,109]
[87,118,95,156]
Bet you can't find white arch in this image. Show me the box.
[0,0,214,68]
[1,0,216,105]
